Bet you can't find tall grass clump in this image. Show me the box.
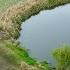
[53,45,70,70]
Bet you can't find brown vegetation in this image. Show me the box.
[0,0,70,40]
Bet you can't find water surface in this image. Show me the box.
[19,4,70,63]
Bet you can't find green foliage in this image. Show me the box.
[0,41,37,66]
[53,45,70,70]
[40,61,51,70]
[0,41,51,70]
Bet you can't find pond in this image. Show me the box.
[19,4,70,64]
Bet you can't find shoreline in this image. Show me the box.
[0,0,70,40]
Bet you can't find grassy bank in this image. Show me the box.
[0,40,70,70]
[0,41,36,65]
[0,40,50,70]
[0,0,70,40]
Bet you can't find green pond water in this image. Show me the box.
[19,4,70,64]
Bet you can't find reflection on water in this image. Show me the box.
[19,4,70,64]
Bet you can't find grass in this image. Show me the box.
[53,45,70,70]
[0,40,50,70]
[0,0,25,12]
[0,41,37,65]
[0,0,70,40]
